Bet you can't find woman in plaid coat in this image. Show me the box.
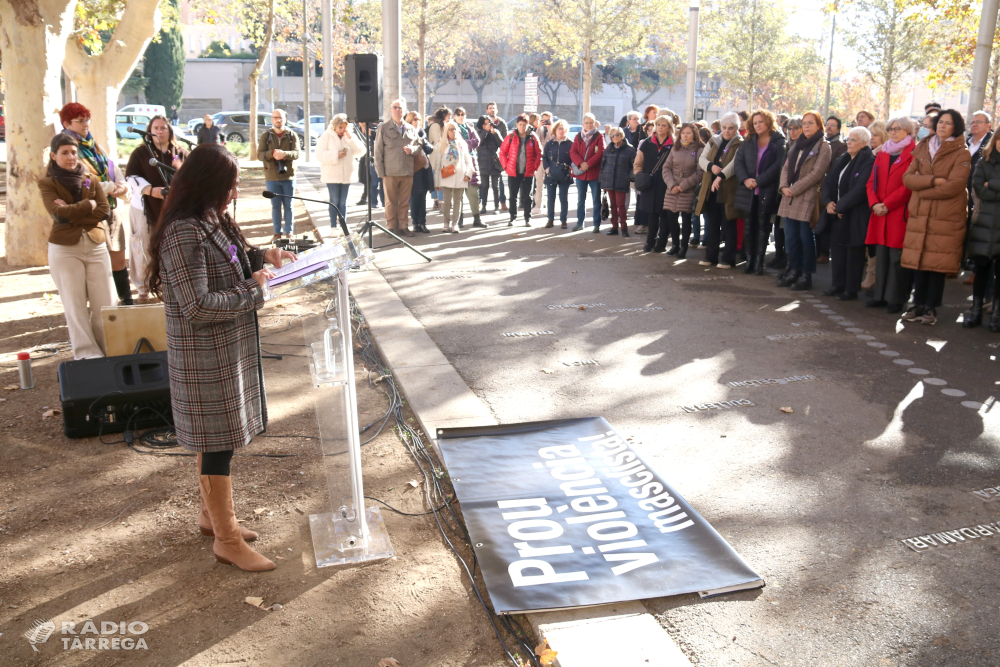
[148,144,295,572]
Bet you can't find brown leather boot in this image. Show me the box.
[200,475,275,571]
[196,453,258,541]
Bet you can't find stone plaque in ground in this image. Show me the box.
[547,303,606,310]
[726,375,818,388]
[607,307,663,313]
[560,359,600,366]
[500,330,555,338]
[681,399,755,413]
[766,332,826,340]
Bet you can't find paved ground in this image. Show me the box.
[314,171,1000,666]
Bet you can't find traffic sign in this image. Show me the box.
[264,88,278,103]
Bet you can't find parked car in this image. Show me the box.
[117,104,166,119]
[115,113,152,140]
[288,116,323,146]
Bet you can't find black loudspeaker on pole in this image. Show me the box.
[345,54,383,124]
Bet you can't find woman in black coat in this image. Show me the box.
[543,119,575,229]
[734,110,787,275]
[633,116,674,252]
[966,131,1000,331]
[821,128,875,300]
[599,127,636,236]
[476,115,505,212]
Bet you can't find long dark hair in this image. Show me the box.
[146,144,246,297]
[146,115,179,150]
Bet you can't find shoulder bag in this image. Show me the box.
[634,147,670,192]
[441,164,456,179]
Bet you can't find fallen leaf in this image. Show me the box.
[254,507,268,515]
[294,506,305,515]
[779,407,794,413]
[377,659,401,667]
[540,368,554,374]
[578,306,585,310]
[270,604,282,611]
[571,271,577,273]
[42,408,61,420]
[3,385,18,391]
[275,556,285,560]
[125,478,135,484]
[535,640,558,667]
[407,479,422,489]
[244,596,264,608]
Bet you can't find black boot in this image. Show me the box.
[777,269,800,288]
[676,242,687,259]
[112,269,134,305]
[989,296,1000,333]
[754,226,769,275]
[472,214,487,228]
[743,255,755,274]
[963,296,984,328]
[767,248,787,269]
[791,273,813,291]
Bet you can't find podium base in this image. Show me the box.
[309,506,395,568]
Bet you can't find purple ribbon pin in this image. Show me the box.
[84,178,91,189]
[228,245,239,264]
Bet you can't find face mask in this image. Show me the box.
[917,127,930,140]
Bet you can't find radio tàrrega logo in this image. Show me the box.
[23,619,56,652]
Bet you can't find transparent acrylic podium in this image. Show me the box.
[263,235,395,568]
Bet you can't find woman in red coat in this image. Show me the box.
[570,113,606,231]
[499,114,542,227]
[865,116,916,313]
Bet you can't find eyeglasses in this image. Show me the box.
[71,117,90,125]
[887,125,903,132]
[972,119,989,125]
[391,105,403,110]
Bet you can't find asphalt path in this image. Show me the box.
[355,190,1000,667]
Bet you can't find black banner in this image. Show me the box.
[438,418,763,614]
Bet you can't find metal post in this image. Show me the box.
[337,270,369,545]
[970,0,1000,119]
[685,1,699,122]
[382,0,401,119]
[322,0,332,124]
[303,0,311,161]
[823,13,836,119]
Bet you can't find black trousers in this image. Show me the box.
[972,256,999,300]
[872,245,910,306]
[480,173,501,209]
[644,208,671,251]
[745,196,763,259]
[815,218,833,257]
[912,270,946,309]
[831,243,867,293]
[704,199,736,265]
[664,209,692,248]
[507,175,532,222]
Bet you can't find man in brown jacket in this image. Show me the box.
[373,98,421,236]
[39,134,116,359]
[257,109,300,242]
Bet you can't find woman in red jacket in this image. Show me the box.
[499,114,542,227]
[865,116,916,313]
[571,113,607,231]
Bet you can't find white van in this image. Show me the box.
[117,104,166,118]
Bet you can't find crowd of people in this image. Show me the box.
[36,98,1000,363]
[344,98,998,334]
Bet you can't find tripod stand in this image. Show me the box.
[354,122,432,263]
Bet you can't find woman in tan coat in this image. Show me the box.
[662,123,705,257]
[696,112,743,268]
[38,134,115,359]
[900,109,971,325]
[777,111,833,291]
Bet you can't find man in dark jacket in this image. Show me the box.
[817,115,849,263]
[197,115,225,145]
[485,102,508,210]
[967,111,993,227]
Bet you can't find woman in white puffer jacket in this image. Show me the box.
[316,113,367,229]
[432,121,476,233]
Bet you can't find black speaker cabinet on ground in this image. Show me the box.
[345,54,383,123]
[58,351,173,439]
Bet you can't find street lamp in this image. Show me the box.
[280,65,286,107]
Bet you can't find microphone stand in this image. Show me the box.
[263,190,432,262]
[352,122,431,263]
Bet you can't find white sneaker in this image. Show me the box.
[532,206,542,215]
[698,260,712,266]
[717,263,732,269]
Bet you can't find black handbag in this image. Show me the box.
[635,147,670,192]
[550,163,570,183]
[492,155,503,173]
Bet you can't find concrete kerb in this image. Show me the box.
[300,171,693,667]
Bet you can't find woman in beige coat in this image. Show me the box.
[777,111,832,291]
[900,109,971,325]
[695,113,743,268]
[661,123,704,258]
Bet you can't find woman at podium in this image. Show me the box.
[146,144,295,572]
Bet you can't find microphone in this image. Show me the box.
[262,191,349,238]
[148,157,177,172]
[127,126,150,136]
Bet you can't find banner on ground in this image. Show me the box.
[437,418,764,614]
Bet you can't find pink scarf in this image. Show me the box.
[881,134,911,156]
[928,135,955,160]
